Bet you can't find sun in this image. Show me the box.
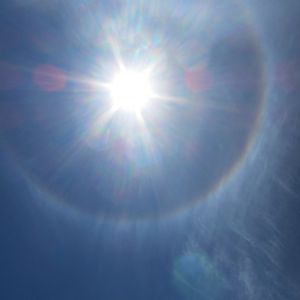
[109,69,153,112]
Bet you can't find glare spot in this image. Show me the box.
[109,69,153,112]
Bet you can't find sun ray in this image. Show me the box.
[88,105,119,142]
[107,35,126,72]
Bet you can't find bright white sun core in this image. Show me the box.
[109,69,154,112]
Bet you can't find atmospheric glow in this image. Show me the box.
[109,69,153,112]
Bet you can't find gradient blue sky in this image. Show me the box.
[0,1,300,299]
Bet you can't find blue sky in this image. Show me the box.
[0,1,300,299]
